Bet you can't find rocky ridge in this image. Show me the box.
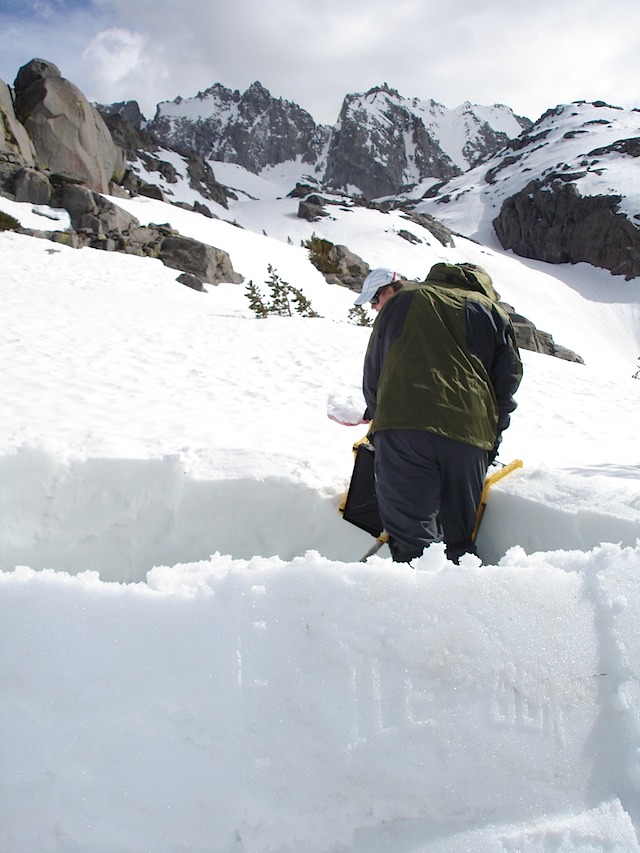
[148,81,530,200]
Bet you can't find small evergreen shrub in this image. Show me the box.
[303,233,340,275]
[245,265,322,318]
[244,280,270,318]
[348,305,373,327]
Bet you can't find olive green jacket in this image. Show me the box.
[363,264,523,451]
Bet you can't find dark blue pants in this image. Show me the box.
[373,429,488,563]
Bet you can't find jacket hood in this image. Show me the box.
[426,262,501,302]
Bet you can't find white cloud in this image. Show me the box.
[82,27,146,86]
[1,0,639,122]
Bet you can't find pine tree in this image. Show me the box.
[348,305,373,326]
[244,280,269,318]
[266,264,293,316]
[245,265,322,319]
[290,285,321,318]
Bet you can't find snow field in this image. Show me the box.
[2,166,640,850]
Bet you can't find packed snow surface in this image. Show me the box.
[1,156,640,852]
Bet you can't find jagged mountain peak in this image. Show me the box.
[144,79,529,196]
[147,79,326,172]
[153,82,240,122]
[341,85,529,129]
[153,80,314,123]
[244,80,272,98]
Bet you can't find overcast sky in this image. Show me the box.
[1,0,639,124]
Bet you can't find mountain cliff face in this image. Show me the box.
[322,85,460,198]
[147,81,530,199]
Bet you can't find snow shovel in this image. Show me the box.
[340,436,383,538]
[358,532,390,561]
[337,433,389,560]
[470,458,523,541]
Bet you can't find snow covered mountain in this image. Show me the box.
[146,80,530,198]
[414,100,640,278]
[3,57,638,293]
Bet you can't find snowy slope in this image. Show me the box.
[105,174,640,380]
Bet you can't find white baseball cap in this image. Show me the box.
[354,268,399,305]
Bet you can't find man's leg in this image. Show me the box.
[373,429,442,563]
[433,434,488,563]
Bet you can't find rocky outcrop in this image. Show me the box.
[179,150,231,208]
[0,59,243,289]
[0,78,36,183]
[12,58,126,194]
[397,211,455,248]
[55,181,139,240]
[493,173,640,280]
[157,234,243,284]
[500,304,583,363]
[97,106,159,162]
[14,177,243,285]
[1,77,55,207]
[298,194,330,222]
[11,166,52,204]
[96,100,146,130]
[305,235,370,291]
[326,245,370,291]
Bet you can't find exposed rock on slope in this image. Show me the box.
[98,106,232,210]
[493,173,640,279]
[502,303,584,363]
[0,59,243,288]
[0,79,36,173]
[490,103,640,279]
[18,179,242,286]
